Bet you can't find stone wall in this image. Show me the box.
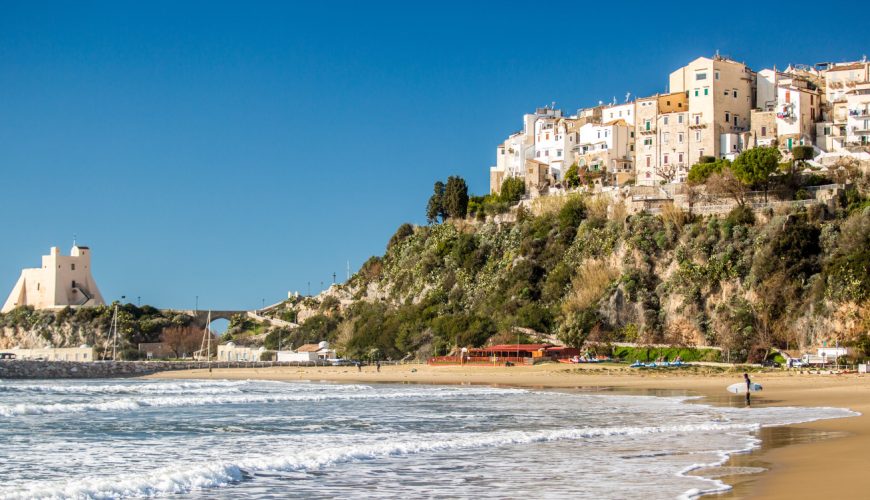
[0,360,318,379]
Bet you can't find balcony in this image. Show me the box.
[849,109,870,118]
[639,127,656,135]
[688,122,707,129]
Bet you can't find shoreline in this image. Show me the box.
[146,363,870,499]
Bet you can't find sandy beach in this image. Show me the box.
[148,363,870,499]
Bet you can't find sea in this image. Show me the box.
[0,378,856,500]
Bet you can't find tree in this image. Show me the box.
[499,176,526,204]
[564,163,581,189]
[687,158,728,185]
[707,167,747,207]
[160,326,203,358]
[732,147,781,202]
[654,162,679,185]
[443,176,469,219]
[388,223,414,250]
[426,181,446,224]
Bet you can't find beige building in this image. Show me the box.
[635,92,693,185]
[218,342,266,362]
[669,55,755,162]
[753,68,820,152]
[2,245,105,313]
[3,346,97,362]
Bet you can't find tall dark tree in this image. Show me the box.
[443,176,469,219]
[426,181,446,224]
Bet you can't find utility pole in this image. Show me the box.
[346,260,350,281]
[332,272,336,284]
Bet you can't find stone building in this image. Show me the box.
[2,245,105,313]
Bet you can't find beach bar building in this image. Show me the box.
[429,343,580,365]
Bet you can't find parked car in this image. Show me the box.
[0,352,16,360]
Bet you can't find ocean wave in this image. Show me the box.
[0,380,373,396]
[0,387,524,417]
[0,422,762,499]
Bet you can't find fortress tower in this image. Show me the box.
[1,245,105,313]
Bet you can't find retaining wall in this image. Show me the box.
[0,360,320,379]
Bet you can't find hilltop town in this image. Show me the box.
[488,54,868,203]
[1,53,868,368]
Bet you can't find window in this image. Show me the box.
[715,71,720,80]
[546,133,549,140]
[646,156,651,167]
[761,126,767,136]
[663,116,669,125]
[725,112,730,122]
[678,133,684,144]
[695,130,701,141]
[696,72,707,81]
[694,89,699,97]
[536,151,540,158]
[678,114,684,124]
[704,88,709,96]
[664,154,669,164]
[733,116,738,126]
[37,283,40,291]
[824,126,831,135]
[663,132,670,143]
[678,153,684,163]
[630,131,635,138]
[557,150,562,157]
[71,280,76,288]
[544,150,549,157]
[733,90,737,98]
[724,90,730,96]
[71,263,76,271]
[645,120,651,131]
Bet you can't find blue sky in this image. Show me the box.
[1,1,867,310]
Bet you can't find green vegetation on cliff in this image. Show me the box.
[0,304,194,359]
[295,187,869,362]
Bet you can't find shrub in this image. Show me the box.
[499,177,526,204]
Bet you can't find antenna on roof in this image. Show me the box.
[551,101,556,110]
[715,49,720,59]
[73,234,77,247]
[625,92,631,103]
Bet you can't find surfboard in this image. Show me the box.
[727,382,763,394]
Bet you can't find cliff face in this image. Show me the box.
[283,194,869,362]
[0,305,194,359]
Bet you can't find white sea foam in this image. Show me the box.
[0,386,524,417]
[0,380,372,396]
[0,422,763,499]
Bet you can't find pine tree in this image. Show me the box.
[443,176,469,219]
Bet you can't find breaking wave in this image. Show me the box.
[0,386,524,417]
[0,422,761,499]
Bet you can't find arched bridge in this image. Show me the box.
[163,309,298,330]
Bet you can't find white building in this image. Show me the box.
[217,343,265,362]
[276,341,336,362]
[490,107,560,193]
[2,245,105,313]
[601,101,636,126]
[845,88,870,147]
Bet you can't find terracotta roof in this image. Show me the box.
[477,344,552,352]
[296,343,322,352]
[827,63,868,72]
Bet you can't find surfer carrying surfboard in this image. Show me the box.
[744,373,751,406]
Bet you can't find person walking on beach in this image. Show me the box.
[376,360,381,372]
[744,373,752,407]
[357,361,361,372]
